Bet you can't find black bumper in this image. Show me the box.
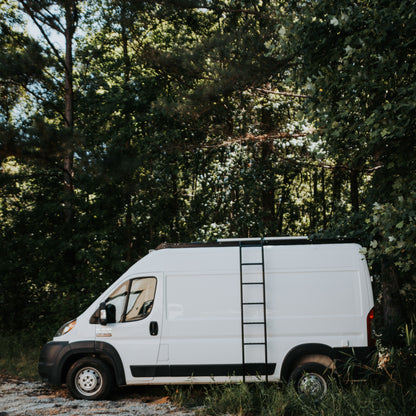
[38,341,69,385]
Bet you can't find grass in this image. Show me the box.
[0,333,42,380]
[169,382,416,416]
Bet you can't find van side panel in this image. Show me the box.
[160,272,243,373]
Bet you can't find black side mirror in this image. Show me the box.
[106,303,116,323]
[99,302,107,325]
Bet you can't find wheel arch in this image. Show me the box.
[280,343,335,381]
[58,341,126,387]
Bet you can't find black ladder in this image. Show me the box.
[239,239,269,382]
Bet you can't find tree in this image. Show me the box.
[278,0,416,332]
[19,0,78,223]
[0,0,46,158]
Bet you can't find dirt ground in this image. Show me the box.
[0,375,196,416]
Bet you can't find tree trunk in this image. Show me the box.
[120,4,134,262]
[331,166,342,214]
[310,169,318,230]
[381,261,404,331]
[63,1,77,224]
[321,167,327,228]
[261,141,275,228]
[259,109,275,231]
[350,169,359,212]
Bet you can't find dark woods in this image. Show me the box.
[0,0,415,347]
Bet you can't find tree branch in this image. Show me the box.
[19,1,67,70]
[213,133,383,173]
[35,7,66,33]
[154,1,278,21]
[168,131,383,174]
[2,80,65,121]
[255,88,310,99]
[0,141,74,182]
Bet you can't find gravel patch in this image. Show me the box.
[0,377,196,416]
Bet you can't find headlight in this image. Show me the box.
[55,319,76,337]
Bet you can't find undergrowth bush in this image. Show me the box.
[0,333,41,379]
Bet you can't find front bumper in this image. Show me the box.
[38,341,69,385]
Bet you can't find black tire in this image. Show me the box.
[289,362,330,400]
[66,357,113,400]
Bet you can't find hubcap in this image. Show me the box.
[75,367,102,396]
[298,372,327,398]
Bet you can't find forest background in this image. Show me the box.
[0,0,415,353]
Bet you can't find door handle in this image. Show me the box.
[149,321,158,336]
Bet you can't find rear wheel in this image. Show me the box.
[66,357,113,400]
[289,363,329,400]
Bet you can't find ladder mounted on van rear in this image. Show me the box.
[239,238,269,382]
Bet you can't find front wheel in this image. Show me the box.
[66,357,113,400]
[289,363,329,400]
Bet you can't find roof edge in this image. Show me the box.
[154,237,360,250]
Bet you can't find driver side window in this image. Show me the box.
[106,277,156,323]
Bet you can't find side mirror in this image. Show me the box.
[99,302,107,326]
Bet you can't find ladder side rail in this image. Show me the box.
[239,242,246,382]
[261,240,269,383]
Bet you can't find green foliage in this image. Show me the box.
[363,186,416,329]
[367,189,416,277]
[275,0,416,330]
[378,317,416,387]
[277,0,416,207]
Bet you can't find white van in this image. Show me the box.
[38,237,376,400]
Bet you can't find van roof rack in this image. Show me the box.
[217,236,308,243]
[155,237,359,250]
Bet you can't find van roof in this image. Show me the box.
[155,237,359,250]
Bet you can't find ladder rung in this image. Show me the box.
[243,302,264,305]
[242,282,263,285]
[244,342,266,345]
[243,321,265,325]
[241,262,263,266]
